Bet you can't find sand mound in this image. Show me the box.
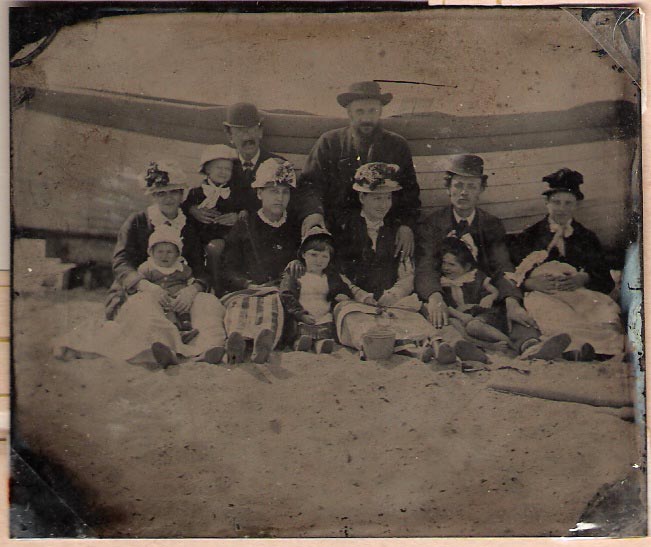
[12,291,645,538]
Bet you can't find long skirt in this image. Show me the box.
[55,292,227,362]
[334,294,463,353]
[524,288,623,355]
[222,287,284,348]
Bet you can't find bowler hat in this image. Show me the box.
[446,155,489,184]
[223,102,263,128]
[542,168,585,200]
[337,81,393,108]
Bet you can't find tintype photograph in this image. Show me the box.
[8,3,646,539]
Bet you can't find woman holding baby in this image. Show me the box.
[511,168,623,359]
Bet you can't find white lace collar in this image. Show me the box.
[147,205,186,233]
[257,209,287,228]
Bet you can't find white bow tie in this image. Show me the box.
[198,183,231,210]
[548,220,573,256]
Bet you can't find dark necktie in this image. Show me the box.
[456,219,469,235]
[242,161,254,184]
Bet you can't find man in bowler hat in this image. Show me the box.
[294,81,421,257]
[415,154,571,359]
[222,102,284,214]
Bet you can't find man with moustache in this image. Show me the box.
[415,154,571,359]
[187,102,284,293]
[294,81,421,257]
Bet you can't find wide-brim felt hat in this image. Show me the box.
[143,161,187,194]
[251,158,297,189]
[353,162,402,193]
[446,154,488,183]
[223,102,263,128]
[337,81,393,108]
[198,144,238,173]
[542,168,585,200]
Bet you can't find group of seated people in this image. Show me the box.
[56,82,624,368]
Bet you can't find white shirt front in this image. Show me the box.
[299,272,332,322]
[453,208,476,226]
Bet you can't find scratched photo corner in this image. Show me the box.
[8,3,646,539]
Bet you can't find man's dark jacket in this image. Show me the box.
[415,206,521,302]
[293,126,421,232]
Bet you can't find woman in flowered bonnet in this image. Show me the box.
[55,161,229,367]
[510,168,623,360]
[333,162,488,363]
[221,158,301,364]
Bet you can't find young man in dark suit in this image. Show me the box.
[415,154,571,359]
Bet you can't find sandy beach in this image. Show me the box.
[11,289,645,538]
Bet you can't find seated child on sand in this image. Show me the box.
[137,226,200,344]
[280,227,353,354]
[439,237,511,348]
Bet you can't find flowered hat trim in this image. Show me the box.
[252,159,297,188]
[353,162,401,193]
[542,168,585,200]
[143,161,186,194]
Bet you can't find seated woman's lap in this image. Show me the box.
[223,291,284,348]
[524,289,622,353]
[336,302,463,351]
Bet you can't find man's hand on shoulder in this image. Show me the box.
[394,225,414,257]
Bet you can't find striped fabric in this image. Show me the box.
[222,287,284,347]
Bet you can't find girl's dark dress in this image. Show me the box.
[182,184,240,245]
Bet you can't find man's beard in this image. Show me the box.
[353,122,378,139]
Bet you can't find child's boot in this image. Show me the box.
[151,342,179,369]
[226,331,246,364]
[177,313,193,331]
[315,338,334,354]
[294,335,312,352]
[420,343,436,363]
[181,328,199,344]
[252,328,274,364]
[436,341,457,365]
[454,340,489,364]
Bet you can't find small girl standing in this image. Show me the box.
[183,144,243,294]
[439,237,511,346]
[137,227,200,346]
[280,227,353,354]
